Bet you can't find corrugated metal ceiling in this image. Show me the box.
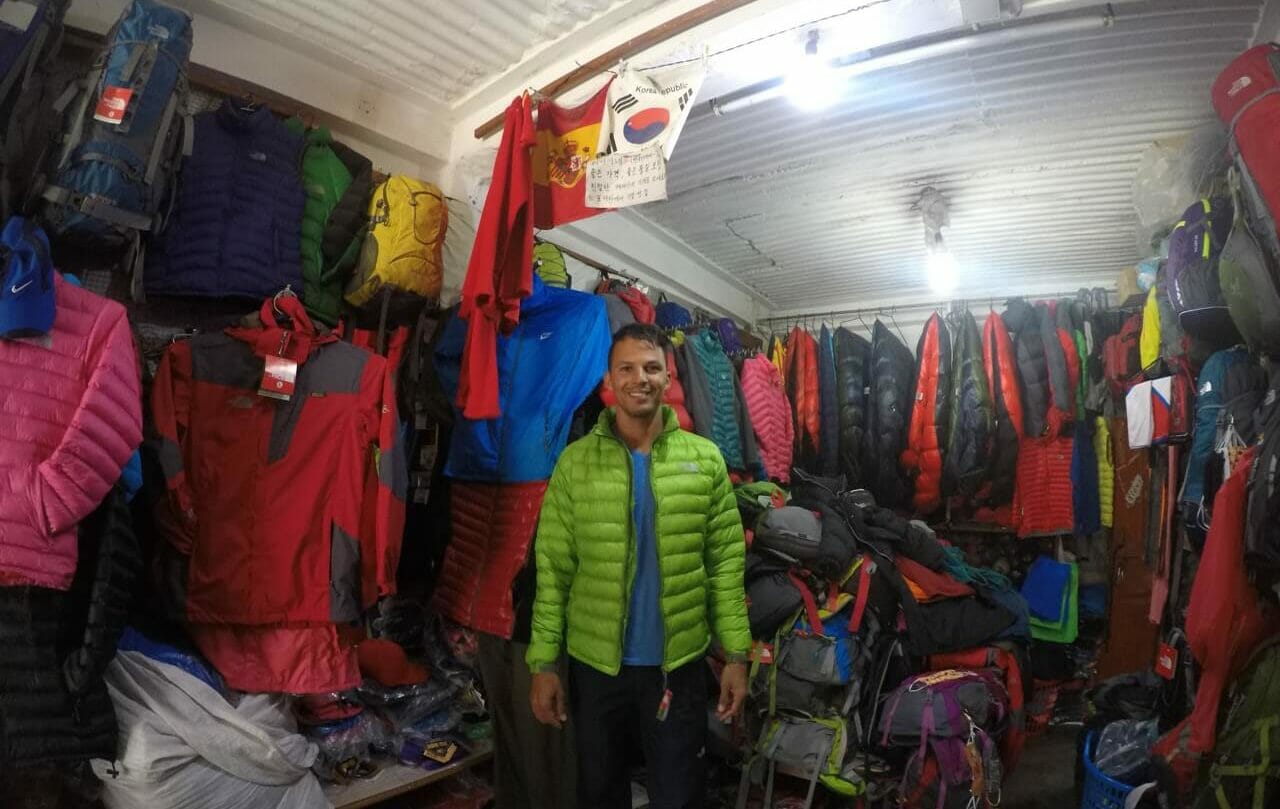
[202,0,623,102]
[640,0,1265,316]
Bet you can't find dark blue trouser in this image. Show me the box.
[569,658,707,809]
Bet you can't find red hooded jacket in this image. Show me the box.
[785,328,821,458]
[151,296,406,690]
[903,313,951,514]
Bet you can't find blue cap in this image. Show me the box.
[0,217,54,339]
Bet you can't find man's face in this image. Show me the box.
[604,337,670,419]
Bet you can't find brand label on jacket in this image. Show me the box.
[258,355,297,400]
[94,86,134,125]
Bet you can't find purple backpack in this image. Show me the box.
[716,317,742,354]
[1167,197,1240,347]
[879,669,1008,809]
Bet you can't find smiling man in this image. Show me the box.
[527,322,751,809]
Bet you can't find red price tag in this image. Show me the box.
[258,355,297,400]
[1154,642,1178,680]
[93,85,134,124]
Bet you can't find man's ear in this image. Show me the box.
[602,369,614,395]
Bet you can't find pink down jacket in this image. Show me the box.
[0,275,141,589]
[741,353,795,484]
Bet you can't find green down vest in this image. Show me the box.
[284,119,373,325]
[527,407,752,675]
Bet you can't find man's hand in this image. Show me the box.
[530,671,568,729]
[716,662,749,723]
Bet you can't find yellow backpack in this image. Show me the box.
[345,176,446,311]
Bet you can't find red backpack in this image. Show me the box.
[1103,313,1143,397]
[1213,44,1280,260]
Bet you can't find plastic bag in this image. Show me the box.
[1132,124,1230,254]
[1095,719,1159,782]
[356,677,457,732]
[305,711,396,781]
[94,650,326,809]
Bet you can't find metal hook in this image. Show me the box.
[272,285,296,316]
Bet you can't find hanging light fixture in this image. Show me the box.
[920,187,958,296]
[786,30,841,110]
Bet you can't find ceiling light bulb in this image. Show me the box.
[787,31,840,110]
[927,248,958,296]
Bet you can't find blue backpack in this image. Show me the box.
[39,0,191,254]
[1180,347,1264,543]
[655,293,692,329]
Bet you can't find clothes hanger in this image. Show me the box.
[888,309,907,345]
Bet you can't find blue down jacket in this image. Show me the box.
[435,278,610,482]
[687,328,744,470]
[145,101,305,298]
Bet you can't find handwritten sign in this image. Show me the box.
[586,147,668,209]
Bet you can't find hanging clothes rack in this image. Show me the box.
[758,288,1112,332]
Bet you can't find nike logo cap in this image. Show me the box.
[0,217,55,339]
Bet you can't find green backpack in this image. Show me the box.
[1191,635,1280,809]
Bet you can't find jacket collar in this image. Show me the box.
[593,405,680,443]
[217,100,275,133]
[226,294,337,362]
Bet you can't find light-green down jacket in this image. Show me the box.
[527,406,751,675]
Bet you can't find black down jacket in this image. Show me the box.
[944,310,994,498]
[1,487,139,767]
[865,321,916,506]
[1003,298,1049,438]
[864,320,915,510]
[834,327,871,487]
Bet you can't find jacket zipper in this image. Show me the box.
[608,423,671,672]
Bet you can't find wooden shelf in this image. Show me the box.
[324,739,493,809]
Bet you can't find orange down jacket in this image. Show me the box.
[785,328,821,463]
[903,313,951,515]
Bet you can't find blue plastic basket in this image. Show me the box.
[1080,731,1138,809]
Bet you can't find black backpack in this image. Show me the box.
[0,0,67,221]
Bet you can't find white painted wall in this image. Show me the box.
[68,0,451,178]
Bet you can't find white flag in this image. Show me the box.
[599,62,706,160]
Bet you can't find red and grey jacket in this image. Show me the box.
[150,295,406,628]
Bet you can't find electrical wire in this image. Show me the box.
[638,0,897,71]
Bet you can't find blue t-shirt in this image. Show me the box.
[622,450,664,666]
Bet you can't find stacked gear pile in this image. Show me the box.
[735,470,1032,808]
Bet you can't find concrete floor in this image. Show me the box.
[1002,726,1081,809]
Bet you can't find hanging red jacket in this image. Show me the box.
[432,481,548,638]
[151,295,406,627]
[1184,448,1280,751]
[458,95,536,420]
[785,327,821,459]
[903,313,951,514]
[1013,433,1074,537]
